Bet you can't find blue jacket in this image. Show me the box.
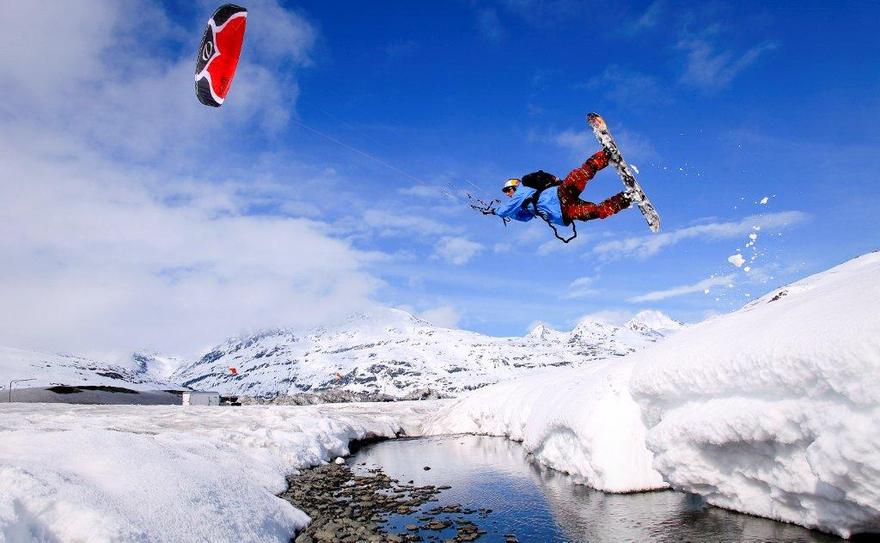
[494,186,565,225]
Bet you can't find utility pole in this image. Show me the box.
[8,379,36,403]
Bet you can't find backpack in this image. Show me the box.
[520,170,559,191]
[519,170,578,243]
[519,170,560,214]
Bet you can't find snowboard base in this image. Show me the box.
[587,113,660,232]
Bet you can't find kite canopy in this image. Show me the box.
[195,4,247,107]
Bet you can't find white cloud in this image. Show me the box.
[0,0,127,102]
[537,241,558,255]
[398,185,441,198]
[553,127,659,163]
[629,274,737,303]
[582,66,670,107]
[517,221,550,244]
[679,38,778,90]
[0,141,376,352]
[362,209,458,238]
[562,276,598,299]
[593,211,809,260]
[614,130,662,162]
[576,310,634,327]
[569,277,595,289]
[476,8,505,42]
[433,237,484,266]
[630,0,664,32]
[0,137,381,358]
[550,129,599,163]
[246,0,317,66]
[0,0,315,162]
[0,0,386,359]
[554,129,594,160]
[537,238,576,256]
[417,305,461,328]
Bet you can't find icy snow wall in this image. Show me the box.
[630,252,880,538]
[425,361,668,493]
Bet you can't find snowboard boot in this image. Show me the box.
[624,186,643,204]
[602,145,621,164]
[596,191,633,219]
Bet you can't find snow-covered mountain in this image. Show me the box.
[0,346,184,393]
[172,308,681,398]
[625,310,685,337]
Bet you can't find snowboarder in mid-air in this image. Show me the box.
[476,114,660,241]
[493,148,633,227]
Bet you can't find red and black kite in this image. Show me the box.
[195,4,247,107]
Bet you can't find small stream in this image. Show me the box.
[349,434,841,543]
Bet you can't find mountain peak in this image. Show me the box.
[626,310,684,334]
[527,323,561,340]
[337,307,428,330]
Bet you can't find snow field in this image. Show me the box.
[2,254,878,540]
[0,401,439,543]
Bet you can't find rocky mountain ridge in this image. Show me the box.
[172,308,683,398]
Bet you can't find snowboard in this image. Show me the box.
[587,113,660,232]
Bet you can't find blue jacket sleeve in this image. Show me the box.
[493,189,535,222]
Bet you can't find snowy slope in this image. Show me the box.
[172,308,678,398]
[0,346,183,394]
[0,401,437,542]
[629,252,880,538]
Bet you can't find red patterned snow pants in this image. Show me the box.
[558,149,631,224]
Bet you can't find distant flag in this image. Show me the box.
[229,367,238,376]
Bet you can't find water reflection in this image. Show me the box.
[349,435,841,543]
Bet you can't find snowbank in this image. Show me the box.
[424,361,667,493]
[427,253,880,538]
[630,252,880,538]
[0,401,439,542]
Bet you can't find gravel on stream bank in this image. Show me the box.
[282,461,519,543]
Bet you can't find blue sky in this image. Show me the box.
[1,0,878,356]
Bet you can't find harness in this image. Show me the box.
[520,171,578,243]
